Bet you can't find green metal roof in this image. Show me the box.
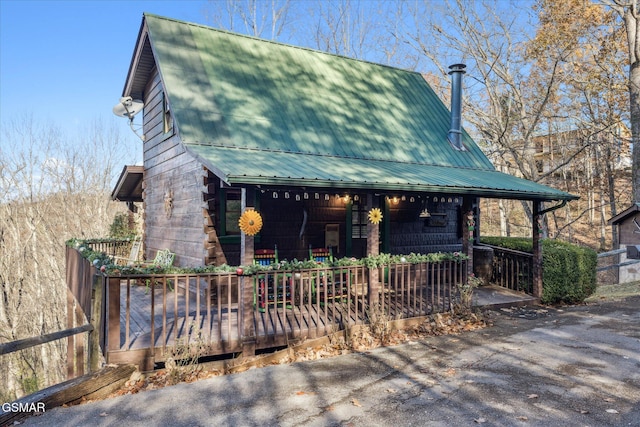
[137,14,577,201]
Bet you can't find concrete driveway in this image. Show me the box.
[19,296,640,427]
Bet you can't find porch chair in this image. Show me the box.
[254,246,279,266]
[309,246,333,263]
[112,236,142,266]
[149,249,176,268]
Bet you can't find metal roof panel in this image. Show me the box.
[140,14,576,201]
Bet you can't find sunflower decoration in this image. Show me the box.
[238,209,263,236]
[368,207,383,225]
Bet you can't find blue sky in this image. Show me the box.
[0,1,211,161]
[1,0,410,163]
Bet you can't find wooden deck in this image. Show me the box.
[75,255,468,369]
[65,243,536,373]
[107,264,460,369]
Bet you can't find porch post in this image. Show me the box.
[240,188,255,266]
[461,199,474,277]
[239,187,256,356]
[532,201,543,298]
[366,194,380,305]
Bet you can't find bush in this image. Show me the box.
[109,212,136,239]
[480,236,597,304]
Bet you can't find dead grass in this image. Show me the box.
[585,281,640,302]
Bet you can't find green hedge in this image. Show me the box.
[480,236,597,304]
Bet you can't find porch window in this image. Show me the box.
[223,191,241,235]
[351,201,367,239]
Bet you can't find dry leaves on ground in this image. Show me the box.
[103,310,490,399]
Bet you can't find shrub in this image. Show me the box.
[109,212,136,239]
[480,236,597,304]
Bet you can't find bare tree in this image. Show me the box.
[401,0,630,247]
[600,0,640,203]
[203,0,294,40]
[0,116,132,400]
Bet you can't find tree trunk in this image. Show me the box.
[620,3,640,202]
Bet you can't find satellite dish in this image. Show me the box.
[113,96,144,120]
[113,96,145,141]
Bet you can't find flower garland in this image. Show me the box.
[368,207,383,224]
[238,209,263,236]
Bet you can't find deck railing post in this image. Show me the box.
[89,274,104,372]
[106,277,121,353]
[239,275,256,357]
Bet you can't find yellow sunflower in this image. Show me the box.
[238,209,263,236]
[368,208,383,225]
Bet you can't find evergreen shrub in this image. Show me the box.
[480,236,597,304]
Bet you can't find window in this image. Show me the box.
[162,92,173,134]
[224,191,241,235]
[351,201,367,239]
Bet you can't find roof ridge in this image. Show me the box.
[143,12,422,76]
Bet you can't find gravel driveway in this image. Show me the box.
[18,296,640,427]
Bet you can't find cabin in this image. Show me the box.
[112,13,577,287]
[607,203,640,283]
[59,13,583,372]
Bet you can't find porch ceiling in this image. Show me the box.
[185,145,578,201]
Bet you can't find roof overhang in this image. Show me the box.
[111,165,144,202]
[184,145,579,202]
[608,203,640,225]
[122,17,154,99]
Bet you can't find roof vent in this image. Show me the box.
[448,63,466,151]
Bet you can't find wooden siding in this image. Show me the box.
[259,196,347,261]
[203,170,225,266]
[618,212,640,245]
[389,196,463,254]
[142,68,208,267]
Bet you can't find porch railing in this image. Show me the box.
[71,253,465,369]
[84,238,133,260]
[483,244,534,295]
